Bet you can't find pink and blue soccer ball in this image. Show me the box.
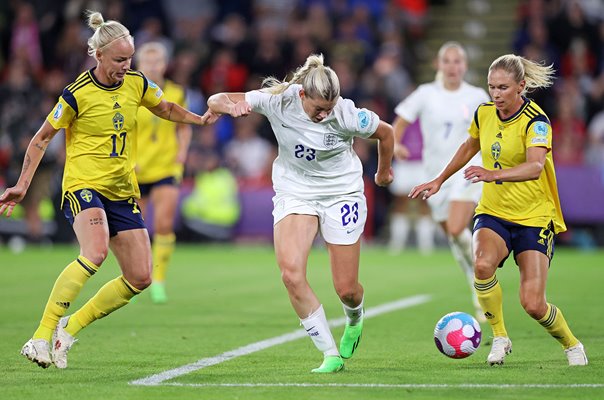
[434,312,481,359]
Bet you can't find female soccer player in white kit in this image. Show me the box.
[391,42,489,321]
[207,54,394,373]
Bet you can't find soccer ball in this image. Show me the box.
[434,312,481,359]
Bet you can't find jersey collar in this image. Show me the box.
[88,67,124,91]
[497,96,529,123]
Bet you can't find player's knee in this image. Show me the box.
[280,267,306,292]
[520,295,546,319]
[127,272,152,291]
[334,284,358,304]
[82,246,109,267]
[473,257,494,279]
[448,225,465,238]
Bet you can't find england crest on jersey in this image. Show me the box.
[324,133,338,148]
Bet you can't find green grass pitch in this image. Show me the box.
[0,244,602,399]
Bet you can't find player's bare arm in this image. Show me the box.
[148,100,220,125]
[369,120,395,187]
[392,116,411,160]
[207,93,251,117]
[409,136,480,200]
[464,146,547,183]
[0,121,59,217]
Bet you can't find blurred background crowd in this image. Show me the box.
[0,0,603,249]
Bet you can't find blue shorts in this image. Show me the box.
[138,176,178,197]
[473,214,555,268]
[62,189,146,237]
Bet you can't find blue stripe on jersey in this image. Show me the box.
[61,88,78,116]
[139,71,149,97]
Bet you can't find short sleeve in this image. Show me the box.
[526,117,552,150]
[468,107,480,139]
[245,90,273,116]
[337,98,379,138]
[393,86,423,122]
[46,94,77,129]
[141,77,164,108]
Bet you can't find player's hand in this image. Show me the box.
[200,110,221,125]
[464,165,494,183]
[0,186,26,217]
[374,167,394,187]
[229,101,252,118]
[393,143,410,160]
[409,179,442,200]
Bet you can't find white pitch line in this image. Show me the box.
[163,383,604,389]
[130,294,431,386]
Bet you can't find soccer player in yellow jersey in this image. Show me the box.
[134,42,191,304]
[0,11,218,369]
[410,54,588,366]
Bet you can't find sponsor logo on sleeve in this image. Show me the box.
[531,137,548,144]
[533,121,548,136]
[53,103,63,120]
[358,111,369,129]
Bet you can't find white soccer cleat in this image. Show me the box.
[487,336,512,365]
[52,316,77,369]
[565,342,588,366]
[21,338,52,368]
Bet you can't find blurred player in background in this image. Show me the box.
[391,42,489,322]
[0,11,218,369]
[134,42,192,304]
[207,54,394,373]
[410,54,588,366]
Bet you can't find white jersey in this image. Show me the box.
[394,80,489,179]
[245,84,379,199]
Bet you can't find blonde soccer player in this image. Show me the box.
[0,11,218,369]
[410,54,588,366]
[134,42,192,304]
[390,42,490,322]
[207,54,394,373]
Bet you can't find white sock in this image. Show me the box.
[342,296,364,326]
[449,228,475,288]
[300,305,339,356]
[416,216,435,254]
[388,214,410,253]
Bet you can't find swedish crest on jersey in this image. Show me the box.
[491,141,501,160]
[324,133,338,148]
[113,112,124,131]
[80,189,93,203]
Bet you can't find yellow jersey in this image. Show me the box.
[468,98,566,233]
[47,68,164,201]
[134,80,187,183]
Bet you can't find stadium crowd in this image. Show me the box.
[0,0,603,246]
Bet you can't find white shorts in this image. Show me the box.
[272,192,367,245]
[389,160,427,195]
[427,174,482,222]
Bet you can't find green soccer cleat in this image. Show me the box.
[311,355,345,373]
[150,282,167,304]
[339,320,363,359]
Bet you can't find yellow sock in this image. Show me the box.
[152,233,175,283]
[537,303,579,349]
[474,275,507,337]
[65,276,141,336]
[32,256,99,341]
